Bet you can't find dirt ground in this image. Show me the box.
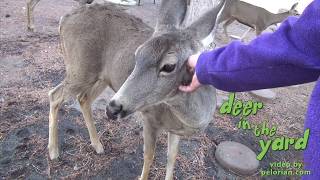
[0,0,315,179]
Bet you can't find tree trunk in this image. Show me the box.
[183,0,215,27]
[183,0,218,47]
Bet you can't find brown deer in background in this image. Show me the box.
[217,0,299,39]
[26,0,94,31]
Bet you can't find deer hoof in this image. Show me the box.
[92,142,104,154]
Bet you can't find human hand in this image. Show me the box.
[179,54,202,92]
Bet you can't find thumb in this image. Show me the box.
[179,75,201,92]
[187,53,201,69]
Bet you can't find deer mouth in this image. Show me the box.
[105,99,134,120]
[106,106,132,120]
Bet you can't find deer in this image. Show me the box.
[216,0,299,40]
[26,0,94,32]
[208,0,299,101]
[26,0,158,32]
[48,0,225,179]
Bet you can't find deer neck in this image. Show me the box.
[267,11,290,26]
[163,86,216,129]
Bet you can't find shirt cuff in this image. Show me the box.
[195,51,214,85]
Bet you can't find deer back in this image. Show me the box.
[59,3,153,94]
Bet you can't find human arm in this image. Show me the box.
[180,0,320,92]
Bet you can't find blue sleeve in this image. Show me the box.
[195,0,320,92]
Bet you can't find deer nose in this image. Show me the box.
[106,100,123,120]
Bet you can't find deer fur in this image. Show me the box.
[49,0,225,179]
[217,0,299,38]
[26,0,94,31]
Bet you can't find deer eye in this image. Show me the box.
[160,64,176,73]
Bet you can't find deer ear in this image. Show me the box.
[184,0,226,41]
[291,2,298,10]
[153,0,188,36]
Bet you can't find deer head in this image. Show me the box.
[106,0,225,119]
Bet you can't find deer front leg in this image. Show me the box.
[140,120,158,180]
[77,93,104,154]
[165,133,180,180]
[26,0,41,31]
[77,80,107,154]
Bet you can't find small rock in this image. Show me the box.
[249,89,276,100]
[5,14,10,18]
[216,94,228,109]
[74,165,79,171]
[215,141,259,175]
[229,35,241,40]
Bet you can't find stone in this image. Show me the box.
[215,141,259,175]
[216,94,229,109]
[229,34,241,40]
[249,89,276,100]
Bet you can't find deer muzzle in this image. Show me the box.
[106,99,130,120]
